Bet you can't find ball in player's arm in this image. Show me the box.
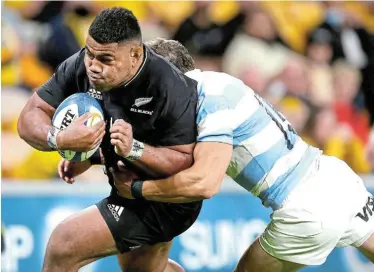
[59,117,195,184]
[18,100,106,152]
[17,9,199,272]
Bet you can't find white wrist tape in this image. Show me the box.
[116,139,144,161]
[126,139,145,161]
[47,126,61,150]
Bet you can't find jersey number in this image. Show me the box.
[254,94,297,150]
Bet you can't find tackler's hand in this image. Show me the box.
[110,161,138,199]
[58,159,92,184]
[110,119,133,157]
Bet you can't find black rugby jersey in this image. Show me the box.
[38,45,198,183]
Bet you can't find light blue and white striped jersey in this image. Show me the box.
[185,69,322,210]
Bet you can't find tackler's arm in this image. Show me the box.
[135,142,232,203]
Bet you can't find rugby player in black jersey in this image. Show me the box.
[18,7,200,272]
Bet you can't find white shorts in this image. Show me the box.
[259,155,374,266]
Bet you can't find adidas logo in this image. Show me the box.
[87,88,103,100]
[107,204,124,222]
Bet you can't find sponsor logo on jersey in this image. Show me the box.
[87,88,103,100]
[356,196,374,222]
[107,204,124,222]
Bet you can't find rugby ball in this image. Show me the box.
[52,93,104,162]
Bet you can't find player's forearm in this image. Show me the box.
[131,144,193,177]
[125,143,231,203]
[18,107,54,151]
[137,143,231,202]
[141,169,216,203]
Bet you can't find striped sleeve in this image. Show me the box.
[197,95,234,144]
[196,74,261,145]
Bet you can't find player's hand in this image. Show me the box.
[58,159,92,184]
[110,161,137,199]
[57,113,105,152]
[110,119,133,157]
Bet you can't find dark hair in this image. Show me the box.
[89,7,142,44]
[145,38,195,73]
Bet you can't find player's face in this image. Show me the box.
[84,35,142,92]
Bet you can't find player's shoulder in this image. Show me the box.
[146,47,197,96]
[61,48,85,69]
[75,49,87,79]
[55,48,86,79]
[192,70,260,124]
[187,70,253,98]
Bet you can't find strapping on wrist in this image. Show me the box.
[47,126,61,150]
[124,139,144,161]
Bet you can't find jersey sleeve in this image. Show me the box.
[197,95,234,145]
[37,51,81,108]
[157,75,198,146]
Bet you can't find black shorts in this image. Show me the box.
[96,192,202,253]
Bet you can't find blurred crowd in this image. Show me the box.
[2,1,374,182]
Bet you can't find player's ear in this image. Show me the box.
[130,45,143,64]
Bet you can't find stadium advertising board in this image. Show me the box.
[2,180,374,272]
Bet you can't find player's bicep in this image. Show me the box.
[20,92,56,122]
[163,143,195,155]
[192,142,233,187]
[17,93,58,150]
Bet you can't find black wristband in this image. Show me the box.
[131,179,145,199]
[89,149,102,165]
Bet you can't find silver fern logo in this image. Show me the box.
[133,97,153,107]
